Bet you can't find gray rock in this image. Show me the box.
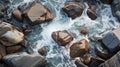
[99,51,120,67]
[3,52,47,67]
[102,28,120,53]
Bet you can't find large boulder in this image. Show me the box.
[23,2,54,25]
[3,52,47,67]
[0,22,24,46]
[62,2,84,19]
[102,28,120,53]
[52,30,74,46]
[99,51,120,67]
[0,44,6,61]
[70,39,89,58]
[111,0,120,21]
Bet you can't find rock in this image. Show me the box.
[99,51,120,67]
[95,43,109,59]
[100,0,113,4]
[0,12,4,18]
[6,45,22,54]
[52,30,74,46]
[80,27,89,35]
[12,9,23,22]
[0,44,6,61]
[89,56,105,67]
[38,47,47,56]
[87,9,97,20]
[24,2,54,25]
[102,28,120,53]
[62,2,84,19]
[111,0,120,21]
[0,22,24,46]
[70,39,89,58]
[81,54,92,65]
[3,52,47,67]
[75,59,88,67]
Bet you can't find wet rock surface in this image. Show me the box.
[3,52,47,67]
[52,30,74,46]
[70,39,89,58]
[62,2,84,19]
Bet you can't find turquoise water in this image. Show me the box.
[9,0,120,67]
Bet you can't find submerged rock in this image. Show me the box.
[0,44,6,61]
[23,2,54,25]
[38,47,47,56]
[52,30,74,46]
[80,27,89,35]
[0,22,24,46]
[12,8,23,22]
[3,52,47,67]
[70,39,89,58]
[62,2,84,19]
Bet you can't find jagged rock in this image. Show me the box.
[70,39,89,58]
[75,59,88,67]
[62,2,84,19]
[87,9,97,20]
[52,30,74,46]
[111,0,120,21]
[0,22,24,46]
[99,51,120,67]
[102,28,120,53]
[23,2,54,25]
[38,47,47,56]
[0,44,6,61]
[6,45,22,54]
[100,0,113,4]
[12,9,23,22]
[80,27,89,35]
[3,52,47,67]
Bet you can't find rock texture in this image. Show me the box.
[0,22,24,46]
[3,52,47,67]
[23,3,54,25]
[52,30,74,46]
[70,39,89,58]
[62,2,84,19]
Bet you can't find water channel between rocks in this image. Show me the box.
[8,0,120,67]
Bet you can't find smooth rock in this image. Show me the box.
[80,27,89,35]
[70,39,89,58]
[24,3,54,25]
[52,30,74,46]
[62,2,84,19]
[0,22,24,46]
[3,52,47,67]
[12,9,23,22]
[87,9,97,20]
[38,47,47,56]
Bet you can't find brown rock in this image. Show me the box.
[81,54,92,65]
[38,47,47,56]
[0,22,24,46]
[75,59,88,67]
[80,27,89,35]
[0,44,6,61]
[12,8,23,22]
[24,3,54,25]
[62,2,84,19]
[100,0,113,4]
[70,39,89,58]
[87,9,97,20]
[52,30,74,46]
[6,45,22,54]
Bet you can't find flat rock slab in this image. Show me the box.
[99,51,120,67]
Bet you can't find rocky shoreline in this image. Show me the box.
[0,0,120,67]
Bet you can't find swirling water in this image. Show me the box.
[9,0,120,67]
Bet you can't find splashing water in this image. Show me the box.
[9,0,120,67]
